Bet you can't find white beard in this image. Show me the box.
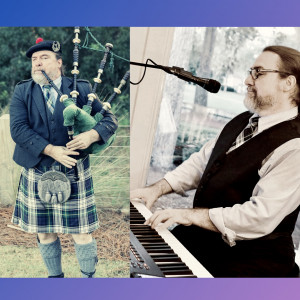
[31,69,59,85]
[31,72,48,85]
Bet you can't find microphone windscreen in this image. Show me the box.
[206,80,221,93]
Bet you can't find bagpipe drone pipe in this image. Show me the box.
[42,27,129,157]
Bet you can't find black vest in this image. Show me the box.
[172,111,300,277]
[194,111,300,235]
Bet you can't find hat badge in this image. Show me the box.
[52,41,60,52]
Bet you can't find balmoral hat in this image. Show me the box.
[26,37,62,58]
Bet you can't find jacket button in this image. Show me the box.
[30,141,33,145]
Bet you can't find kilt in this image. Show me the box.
[12,156,99,234]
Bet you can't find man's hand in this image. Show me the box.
[43,144,79,168]
[131,187,160,209]
[145,208,219,232]
[66,129,100,151]
[130,179,173,209]
[145,208,194,229]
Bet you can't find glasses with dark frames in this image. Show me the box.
[248,67,292,80]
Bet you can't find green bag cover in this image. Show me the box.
[62,98,116,155]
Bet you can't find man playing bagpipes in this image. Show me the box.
[9,37,118,278]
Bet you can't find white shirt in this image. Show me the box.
[164,106,300,246]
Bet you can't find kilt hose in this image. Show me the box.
[12,156,99,234]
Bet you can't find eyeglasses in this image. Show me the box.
[248,67,292,80]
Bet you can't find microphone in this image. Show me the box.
[162,66,221,93]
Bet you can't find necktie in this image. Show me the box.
[42,84,55,113]
[228,116,260,152]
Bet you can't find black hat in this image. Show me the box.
[26,38,62,58]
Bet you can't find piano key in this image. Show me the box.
[163,269,195,276]
[159,263,191,270]
[152,255,182,263]
[131,200,213,278]
[164,274,198,278]
[143,248,174,254]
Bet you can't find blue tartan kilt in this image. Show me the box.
[12,156,99,234]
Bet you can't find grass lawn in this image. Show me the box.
[0,245,128,278]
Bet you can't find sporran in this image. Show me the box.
[38,170,71,204]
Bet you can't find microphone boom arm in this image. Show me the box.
[130,61,221,93]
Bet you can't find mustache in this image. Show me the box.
[247,87,256,93]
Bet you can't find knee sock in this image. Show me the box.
[37,237,63,278]
[74,238,98,278]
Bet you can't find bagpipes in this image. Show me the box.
[42,27,129,156]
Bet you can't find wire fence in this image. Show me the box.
[90,125,129,213]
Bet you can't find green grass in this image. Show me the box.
[0,245,129,278]
[90,125,129,212]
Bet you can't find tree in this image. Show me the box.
[0,27,129,123]
[212,27,258,88]
[190,27,217,106]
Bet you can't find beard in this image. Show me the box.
[31,71,48,85]
[244,88,275,114]
[31,69,58,85]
